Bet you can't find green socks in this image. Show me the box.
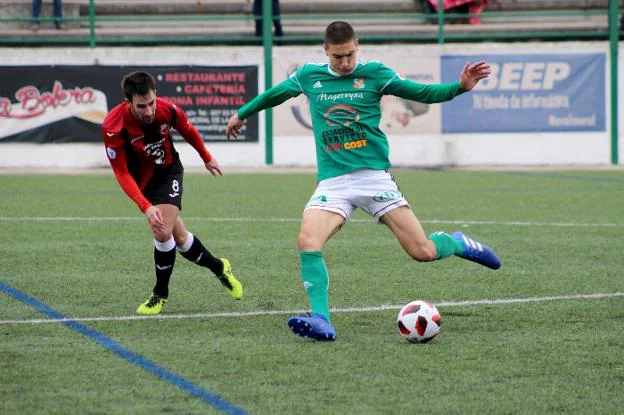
[298,235,459,321]
[300,251,330,321]
[428,231,464,260]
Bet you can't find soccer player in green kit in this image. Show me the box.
[226,21,500,341]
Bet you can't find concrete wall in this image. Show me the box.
[0,41,620,169]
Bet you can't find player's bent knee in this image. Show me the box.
[297,232,321,252]
[153,231,173,243]
[172,230,188,247]
[296,233,309,251]
[173,234,186,247]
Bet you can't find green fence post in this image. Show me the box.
[89,0,95,48]
[608,0,619,164]
[262,0,273,165]
[437,0,445,44]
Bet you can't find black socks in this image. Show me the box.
[153,237,176,298]
[177,232,224,276]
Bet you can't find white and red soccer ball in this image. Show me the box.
[397,300,442,343]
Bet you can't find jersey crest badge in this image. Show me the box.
[106,147,117,160]
[353,78,365,89]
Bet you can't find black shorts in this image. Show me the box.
[143,159,184,210]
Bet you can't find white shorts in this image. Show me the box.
[304,169,409,221]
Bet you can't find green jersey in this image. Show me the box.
[238,60,465,181]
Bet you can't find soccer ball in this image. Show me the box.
[397,300,441,343]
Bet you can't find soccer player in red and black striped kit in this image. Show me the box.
[102,71,243,315]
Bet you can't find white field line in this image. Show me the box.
[0,216,623,228]
[1,292,622,325]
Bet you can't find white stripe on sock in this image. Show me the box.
[177,232,194,253]
[154,236,176,252]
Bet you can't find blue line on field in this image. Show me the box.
[505,172,624,184]
[0,281,247,415]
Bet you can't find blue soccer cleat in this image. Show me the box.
[287,313,336,341]
[452,231,501,270]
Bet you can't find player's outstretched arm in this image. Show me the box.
[204,158,223,176]
[459,61,490,91]
[226,113,245,140]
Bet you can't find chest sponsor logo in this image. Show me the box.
[373,191,400,202]
[324,104,359,127]
[144,139,166,165]
[316,92,364,103]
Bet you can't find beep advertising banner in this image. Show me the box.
[440,53,606,133]
[0,65,258,143]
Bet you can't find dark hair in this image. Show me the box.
[121,71,156,102]
[324,21,356,45]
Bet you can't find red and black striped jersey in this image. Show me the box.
[102,97,212,213]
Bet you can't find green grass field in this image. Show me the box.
[1,169,623,414]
